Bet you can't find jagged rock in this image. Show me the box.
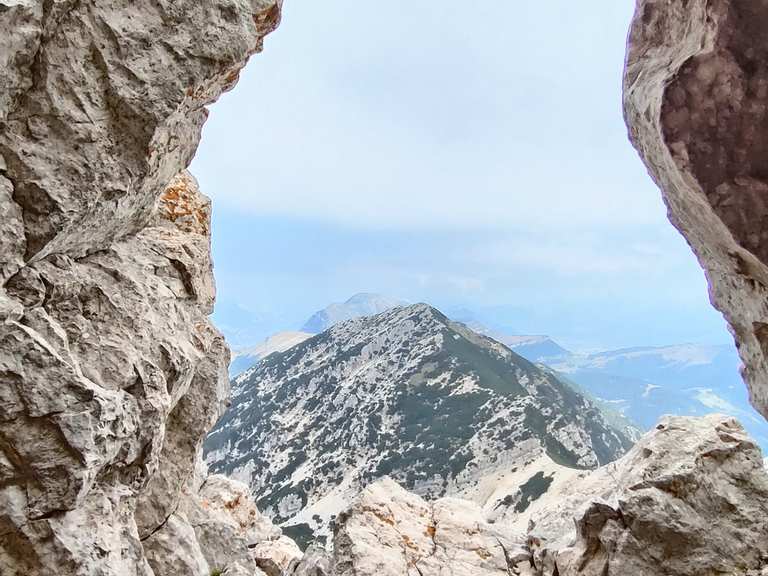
[0,1,282,574]
[183,475,277,575]
[624,0,768,422]
[192,474,283,545]
[224,563,269,576]
[331,477,532,576]
[146,473,287,576]
[526,415,768,575]
[285,545,331,576]
[142,513,211,576]
[252,536,303,576]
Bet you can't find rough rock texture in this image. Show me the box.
[252,536,303,576]
[527,415,768,575]
[328,416,768,576]
[624,0,768,422]
[331,477,532,576]
[135,468,299,576]
[144,472,294,576]
[0,1,282,574]
[286,546,332,576]
[142,512,212,576]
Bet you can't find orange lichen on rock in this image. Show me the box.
[159,172,210,236]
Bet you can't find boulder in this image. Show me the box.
[527,415,768,575]
[142,513,211,576]
[285,545,332,576]
[252,536,303,576]
[331,477,531,576]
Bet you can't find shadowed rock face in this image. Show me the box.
[625,0,768,422]
[0,1,281,574]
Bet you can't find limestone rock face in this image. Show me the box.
[331,477,532,576]
[330,416,768,576]
[0,1,282,574]
[527,415,768,575]
[286,546,331,576]
[143,473,290,576]
[624,0,768,422]
[142,513,212,576]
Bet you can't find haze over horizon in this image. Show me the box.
[191,0,734,353]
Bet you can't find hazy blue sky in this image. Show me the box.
[191,0,733,351]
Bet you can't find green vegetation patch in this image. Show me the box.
[514,471,554,513]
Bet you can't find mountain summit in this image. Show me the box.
[300,292,407,333]
[205,304,633,546]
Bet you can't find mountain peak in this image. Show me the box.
[206,303,633,547]
[300,293,409,333]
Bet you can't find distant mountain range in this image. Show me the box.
[541,344,768,448]
[205,304,633,548]
[229,331,313,377]
[300,293,408,333]
[222,293,767,449]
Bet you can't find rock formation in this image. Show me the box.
[3,0,768,574]
[624,0,768,422]
[330,477,531,576]
[0,1,282,574]
[143,472,301,576]
[527,414,768,575]
[332,415,768,576]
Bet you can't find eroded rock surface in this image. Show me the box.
[527,415,768,575]
[331,477,532,576]
[145,472,296,576]
[329,416,768,576]
[624,0,768,422]
[0,1,282,574]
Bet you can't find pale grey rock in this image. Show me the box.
[179,473,292,576]
[184,474,282,547]
[0,173,24,282]
[331,477,532,576]
[225,562,269,576]
[252,535,303,576]
[143,513,211,576]
[0,1,282,574]
[0,0,282,261]
[527,415,768,575]
[285,546,331,576]
[624,0,768,423]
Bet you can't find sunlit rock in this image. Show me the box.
[527,415,768,575]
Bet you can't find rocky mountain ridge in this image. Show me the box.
[311,414,768,576]
[205,304,634,547]
[301,293,408,334]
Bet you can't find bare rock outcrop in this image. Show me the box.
[527,414,768,575]
[0,1,282,574]
[285,546,332,576]
[331,477,532,576]
[624,0,768,422]
[145,472,297,576]
[330,416,768,576]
